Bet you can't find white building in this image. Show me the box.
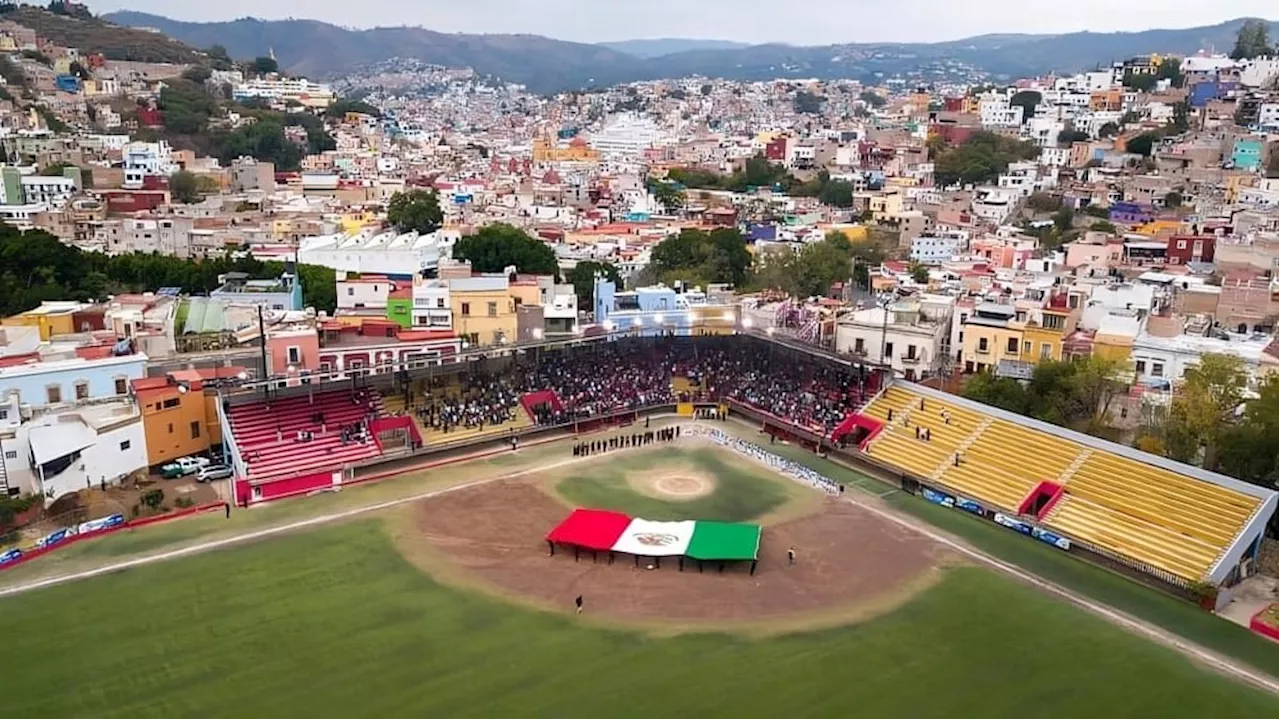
[0,353,148,500]
[411,278,453,331]
[232,77,335,108]
[1023,116,1065,147]
[122,141,179,189]
[979,100,1024,128]
[589,113,666,158]
[910,230,969,265]
[19,175,78,206]
[1130,333,1273,386]
[834,295,954,381]
[1039,147,1070,167]
[298,229,458,275]
[970,187,1019,224]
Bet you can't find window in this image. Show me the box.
[884,342,894,358]
[191,421,201,439]
[287,346,301,364]
[347,287,355,296]
[1151,363,1164,378]
[4,450,16,459]
[978,338,989,353]
[906,345,917,359]
[167,423,174,434]
[1176,240,1187,250]
[1022,341,1032,354]
[487,301,498,317]
[46,385,62,404]
[436,298,445,309]
[0,408,7,421]
[162,397,180,409]
[1040,343,1052,359]
[1135,360,1146,374]
[854,338,865,354]
[461,302,471,316]
[1006,337,1019,354]
[114,377,127,394]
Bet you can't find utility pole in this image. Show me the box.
[257,304,269,403]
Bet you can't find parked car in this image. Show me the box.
[196,465,233,483]
[160,456,211,479]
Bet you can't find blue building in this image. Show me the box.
[1231,138,1262,170]
[593,279,738,337]
[54,74,81,93]
[1109,201,1154,225]
[210,270,304,312]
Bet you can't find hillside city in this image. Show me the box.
[0,4,1275,524]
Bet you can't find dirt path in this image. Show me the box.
[0,420,1274,693]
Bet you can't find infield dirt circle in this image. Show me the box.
[392,477,961,633]
[626,464,716,501]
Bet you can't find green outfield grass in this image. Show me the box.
[554,448,795,521]
[1,520,1269,718]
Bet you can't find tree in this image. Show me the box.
[1215,374,1278,487]
[1163,354,1248,468]
[962,373,1030,414]
[1156,57,1184,88]
[1052,205,1075,232]
[932,131,1040,187]
[169,171,200,204]
[252,56,279,75]
[452,224,558,277]
[1124,132,1158,157]
[859,91,885,108]
[1122,71,1157,92]
[566,261,621,310]
[1163,190,1183,208]
[650,181,685,214]
[1230,19,1277,60]
[752,233,854,299]
[817,179,854,208]
[1098,122,1120,139]
[181,65,212,84]
[649,227,750,288]
[1009,90,1042,123]
[1057,129,1089,145]
[326,98,382,118]
[1089,220,1116,233]
[386,189,443,235]
[908,261,929,284]
[1025,192,1062,213]
[793,90,823,114]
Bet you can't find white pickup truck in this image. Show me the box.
[160,456,211,479]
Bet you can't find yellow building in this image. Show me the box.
[960,304,1023,374]
[338,210,379,234]
[131,372,223,467]
[1017,306,1078,364]
[450,277,518,346]
[531,135,600,164]
[1132,219,1184,237]
[2,301,86,340]
[869,190,904,220]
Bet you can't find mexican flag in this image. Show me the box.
[547,509,762,561]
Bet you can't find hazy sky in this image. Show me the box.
[89,0,1277,45]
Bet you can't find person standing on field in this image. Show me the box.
[787,547,796,567]
[575,595,584,614]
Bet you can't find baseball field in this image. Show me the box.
[0,421,1274,716]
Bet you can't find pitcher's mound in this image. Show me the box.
[626,465,716,501]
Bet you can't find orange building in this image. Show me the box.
[132,370,231,467]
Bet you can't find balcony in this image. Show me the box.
[900,353,923,364]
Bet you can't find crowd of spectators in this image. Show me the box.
[410,375,523,434]
[390,337,875,438]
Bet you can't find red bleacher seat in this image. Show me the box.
[229,390,385,480]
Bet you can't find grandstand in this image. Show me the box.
[859,381,1277,586]
[225,389,385,481]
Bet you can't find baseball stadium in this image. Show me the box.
[0,333,1276,716]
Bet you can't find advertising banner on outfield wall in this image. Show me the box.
[1032,527,1071,551]
[954,498,984,516]
[922,488,955,507]
[993,513,1033,536]
[0,548,20,565]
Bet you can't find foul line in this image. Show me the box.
[837,493,1279,694]
[0,454,591,600]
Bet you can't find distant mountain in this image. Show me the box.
[598,38,751,58]
[101,12,1278,93]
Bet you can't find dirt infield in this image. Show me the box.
[399,479,957,632]
[625,464,716,501]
